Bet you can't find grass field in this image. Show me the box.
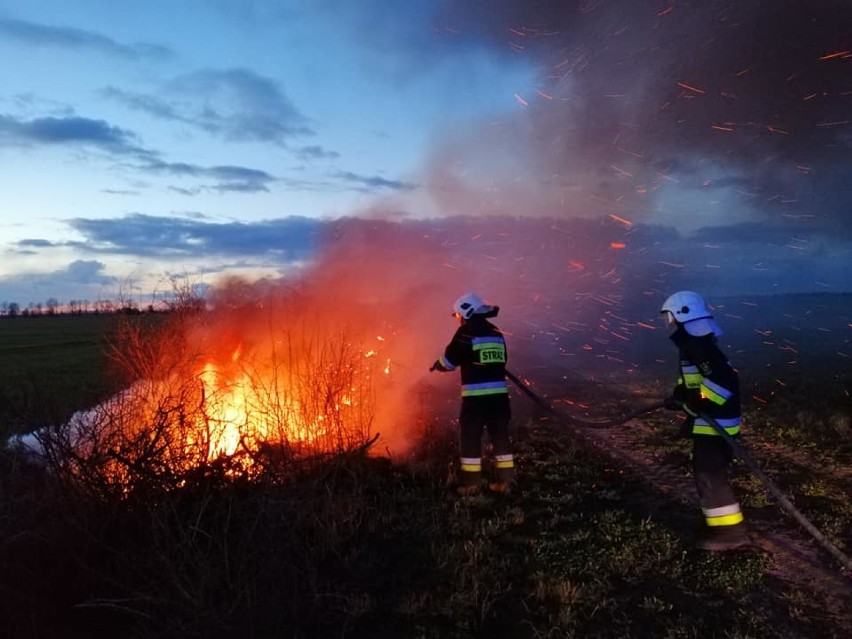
[1,309,850,638]
[0,314,122,437]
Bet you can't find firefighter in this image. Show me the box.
[661,290,751,551]
[430,292,515,496]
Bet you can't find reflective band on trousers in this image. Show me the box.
[703,503,744,527]
[494,454,514,469]
[693,424,741,436]
[693,416,741,436]
[461,381,509,397]
[460,457,481,473]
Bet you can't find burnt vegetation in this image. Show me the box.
[1,295,850,638]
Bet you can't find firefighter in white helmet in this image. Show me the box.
[661,290,750,551]
[431,293,515,496]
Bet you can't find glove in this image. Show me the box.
[429,360,440,372]
[663,396,682,411]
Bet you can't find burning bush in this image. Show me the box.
[35,282,410,496]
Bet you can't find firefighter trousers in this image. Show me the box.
[458,394,514,486]
[692,434,744,527]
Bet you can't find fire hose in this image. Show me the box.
[505,369,852,574]
[505,369,665,427]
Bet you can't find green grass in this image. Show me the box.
[0,314,123,436]
[3,418,846,638]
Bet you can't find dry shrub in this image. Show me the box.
[39,285,382,498]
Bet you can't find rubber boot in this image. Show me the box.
[695,523,751,551]
[489,463,515,495]
[456,483,482,497]
[487,481,513,496]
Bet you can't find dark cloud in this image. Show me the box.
[63,260,118,284]
[210,182,270,194]
[59,213,320,259]
[0,259,116,305]
[99,87,183,120]
[102,68,314,145]
[101,188,140,196]
[168,186,202,196]
[16,239,55,248]
[0,113,279,193]
[141,160,276,193]
[0,114,148,157]
[9,214,838,296]
[3,214,849,315]
[206,165,274,183]
[294,145,340,161]
[0,17,173,59]
[334,170,416,192]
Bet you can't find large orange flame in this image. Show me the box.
[52,291,424,492]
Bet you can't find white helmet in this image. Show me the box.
[661,290,711,323]
[452,292,494,320]
[661,290,722,336]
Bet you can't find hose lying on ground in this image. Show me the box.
[505,368,852,574]
[505,369,664,427]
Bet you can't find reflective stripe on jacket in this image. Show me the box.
[670,328,742,437]
[440,316,508,397]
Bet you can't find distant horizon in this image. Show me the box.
[3,286,850,319]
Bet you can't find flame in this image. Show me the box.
[65,306,407,492]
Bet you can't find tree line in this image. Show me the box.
[0,298,155,317]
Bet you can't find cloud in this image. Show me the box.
[334,170,417,192]
[99,87,183,120]
[102,68,314,145]
[52,213,321,259]
[140,160,277,193]
[294,145,340,161]
[168,186,202,196]
[0,260,116,305]
[16,239,55,248]
[0,114,148,156]
[64,259,119,284]
[0,17,173,60]
[3,215,850,310]
[0,113,278,192]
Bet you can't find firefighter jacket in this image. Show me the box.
[669,327,741,437]
[435,316,508,397]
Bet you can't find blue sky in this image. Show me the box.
[1,0,851,307]
[0,0,535,305]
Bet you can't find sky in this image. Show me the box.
[1,0,852,309]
